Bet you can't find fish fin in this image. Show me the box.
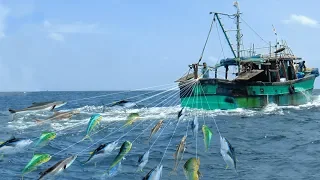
[8,109,16,113]
[50,105,56,111]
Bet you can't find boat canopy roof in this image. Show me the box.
[214,54,265,68]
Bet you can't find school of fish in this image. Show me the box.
[3,100,239,180]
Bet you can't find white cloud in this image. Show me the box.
[43,20,103,41]
[283,14,319,27]
[0,4,10,39]
[48,32,64,42]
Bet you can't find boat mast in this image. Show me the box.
[234,1,241,73]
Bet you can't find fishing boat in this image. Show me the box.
[177,1,319,110]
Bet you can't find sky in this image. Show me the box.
[0,0,319,91]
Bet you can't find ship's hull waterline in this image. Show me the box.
[179,75,316,110]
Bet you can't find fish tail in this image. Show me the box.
[82,135,92,142]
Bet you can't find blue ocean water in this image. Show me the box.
[1,90,320,180]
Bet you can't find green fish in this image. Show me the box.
[124,113,139,126]
[202,125,213,152]
[183,157,201,180]
[108,141,132,172]
[22,153,51,176]
[35,132,56,147]
[82,114,102,141]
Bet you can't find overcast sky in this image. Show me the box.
[0,0,319,91]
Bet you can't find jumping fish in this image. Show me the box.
[137,150,150,172]
[108,141,132,172]
[148,120,163,141]
[38,155,77,180]
[22,153,51,176]
[190,116,199,137]
[178,108,186,121]
[111,100,137,108]
[85,141,118,165]
[35,110,80,123]
[35,132,56,147]
[143,165,163,180]
[183,157,201,180]
[171,135,187,173]
[124,113,140,126]
[0,136,33,154]
[9,101,66,114]
[202,125,213,152]
[220,136,237,171]
[82,114,102,141]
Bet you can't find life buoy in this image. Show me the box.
[289,85,295,94]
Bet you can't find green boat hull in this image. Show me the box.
[180,75,316,110]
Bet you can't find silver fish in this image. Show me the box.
[0,136,33,154]
[143,165,163,180]
[178,108,186,121]
[172,135,187,173]
[9,101,66,114]
[137,150,150,172]
[220,136,237,171]
[38,155,77,180]
[190,116,199,137]
[111,100,137,108]
[85,141,118,165]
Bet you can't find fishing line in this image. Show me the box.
[67,82,182,103]
[52,120,120,157]
[174,84,197,170]
[148,79,198,151]
[131,89,185,144]
[158,80,196,165]
[195,83,199,159]
[29,81,193,142]
[117,83,194,144]
[48,84,188,157]
[198,83,221,137]
[76,83,192,155]
[31,76,197,158]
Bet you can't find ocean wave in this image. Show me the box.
[5,96,320,131]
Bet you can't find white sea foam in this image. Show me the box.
[6,96,320,131]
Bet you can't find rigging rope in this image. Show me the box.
[240,17,269,45]
[198,15,216,64]
[215,20,226,59]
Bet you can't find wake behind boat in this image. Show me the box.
[8,101,66,114]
